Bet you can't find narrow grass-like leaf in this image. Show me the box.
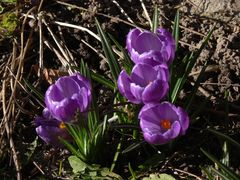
[172,10,180,52]
[110,140,121,172]
[170,52,191,102]
[122,141,143,154]
[128,163,137,180]
[201,148,240,180]
[90,71,115,90]
[23,78,44,102]
[59,137,86,162]
[207,129,240,150]
[185,62,207,111]
[151,6,159,33]
[170,26,215,103]
[108,32,134,73]
[200,166,214,180]
[95,18,121,82]
[210,167,231,180]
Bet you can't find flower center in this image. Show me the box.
[160,119,171,130]
[59,122,66,129]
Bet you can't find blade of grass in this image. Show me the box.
[23,78,44,102]
[128,163,137,180]
[95,18,121,82]
[171,26,215,103]
[201,148,240,180]
[151,6,159,33]
[90,71,115,90]
[172,10,180,52]
[207,129,240,150]
[185,62,207,111]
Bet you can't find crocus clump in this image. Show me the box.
[139,102,189,145]
[117,63,169,104]
[35,108,71,147]
[126,27,176,66]
[35,73,92,147]
[45,73,91,121]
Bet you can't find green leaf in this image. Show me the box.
[201,148,240,180]
[207,129,240,150]
[170,26,215,103]
[172,10,180,52]
[128,163,136,180]
[68,155,87,173]
[23,78,44,103]
[185,62,208,111]
[151,6,159,33]
[122,141,143,154]
[90,71,115,90]
[143,173,175,180]
[95,18,121,82]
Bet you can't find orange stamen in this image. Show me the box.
[160,119,171,130]
[59,122,66,129]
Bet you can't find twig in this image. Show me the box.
[139,0,152,27]
[111,0,134,24]
[173,168,202,180]
[56,1,137,28]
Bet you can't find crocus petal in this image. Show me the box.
[126,27,175,65]
[162,121,181,139]
[137,51,165,66]
[157,28,176,63]
[131,64,157,86]
[134,32,162,53]
[117,70,139,103]
[52,98,78,121]
[45,73,91,121]
[138,102,190,145]
[142,79,169,103]
[130,83,144,103]
[35,112,71,147]
[177,107,190,135]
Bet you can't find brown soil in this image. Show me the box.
[1,0,240,179]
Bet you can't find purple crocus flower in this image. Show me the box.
[35,108,71,147]
[126,28,176,66]
[139,102,189,145]
[45,73,91,121]
[117,63,169,104]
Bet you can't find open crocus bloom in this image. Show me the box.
[139,102,189,145]
[126,28,176,66]
[117,63,169,104]
[45,73,91,121]
[35,108,71,147]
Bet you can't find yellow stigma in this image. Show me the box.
[59,122,66,129]
[148,81,152,85]
[160,119,171,130]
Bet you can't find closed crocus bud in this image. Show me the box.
[139,102,189,145]
[35,108,71,147]
[45,73,91,121]
[117,63,169,104]
[126,28,176,66]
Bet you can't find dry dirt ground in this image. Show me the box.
[1,0,240,179]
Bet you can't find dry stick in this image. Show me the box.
[139,0,152,27]
[38,12,44,76]
[56,1,137,28]
[173,168,202,180]
[111,0,134,24]
[33,161,45,175]
[2,52,21,180]
[81,39,106,60]
[43,38,69,68]
[42,18,75,74]
[54,20,100,41]
[4,7,36,180]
